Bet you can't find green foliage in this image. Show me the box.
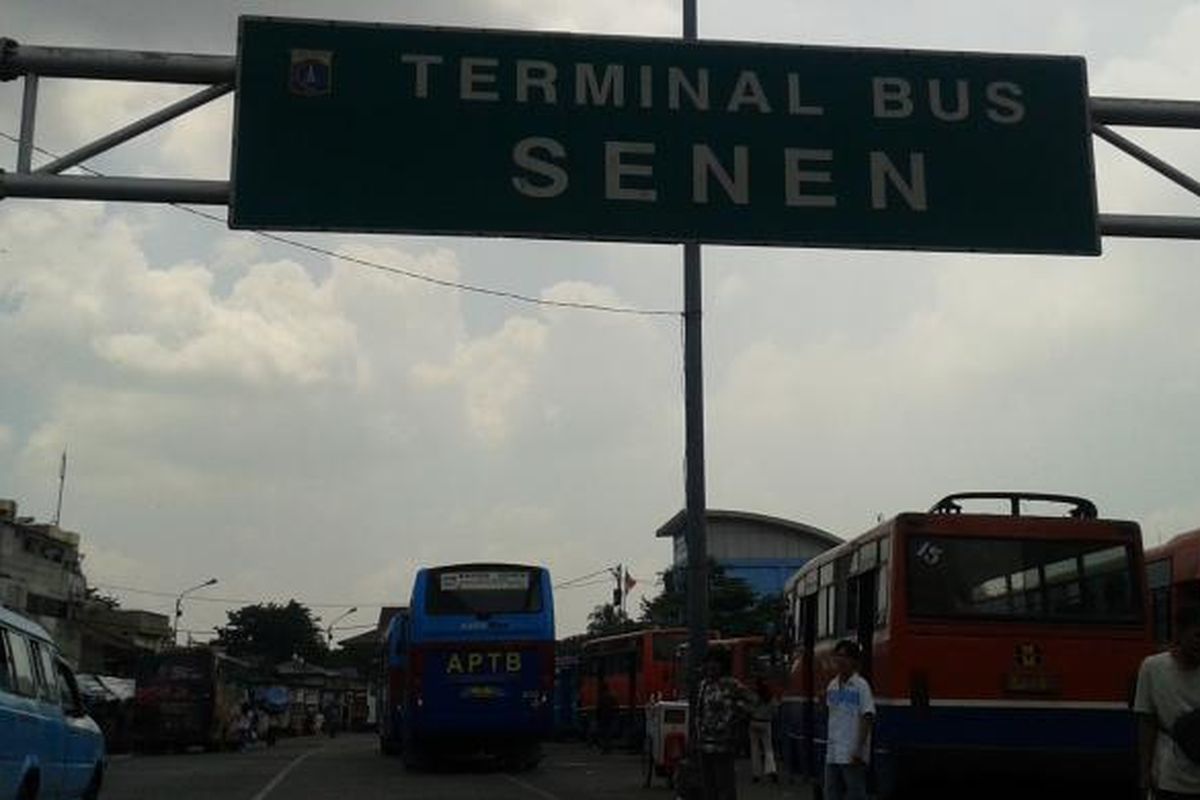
[214,600,327,665]
[639,560,784,637]
[84,586,121,610]
[585,603,641,637]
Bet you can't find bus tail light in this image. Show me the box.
[910,671,930,710]
[411,647,424,706]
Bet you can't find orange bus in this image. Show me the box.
[578,628,687,746]
[782,492,1153,796]
[1145,526,1200,647]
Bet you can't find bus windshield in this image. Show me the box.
[907,536,1139,622]
[426,567,543,616]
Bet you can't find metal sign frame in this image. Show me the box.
[3,20,1199,720]
[1,36,1199,240]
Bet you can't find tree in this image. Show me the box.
[640,560,782,638]
[214,601,327,665]
[586,604,640,637]
[83,586,121,610]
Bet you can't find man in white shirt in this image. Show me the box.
[1136,607,1200,798]
[824,639,875,800]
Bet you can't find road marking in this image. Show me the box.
[249,748,321,800]
[502,773,564,800]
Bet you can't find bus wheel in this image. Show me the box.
[522,744,544,772]
[403,744,430,772]
[82,765,103,800]
[504,744,541,772]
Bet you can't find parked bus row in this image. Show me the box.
[377,496,1200,793]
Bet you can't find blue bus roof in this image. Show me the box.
[408,563,555,642]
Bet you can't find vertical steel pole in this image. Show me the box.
[17,74,39,173]
[682,0,709,701]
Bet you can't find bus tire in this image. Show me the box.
[403,743,430,771]
[18,771,39,800]
[82,765,103,800]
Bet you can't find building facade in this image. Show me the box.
[657,509,841,596]
[0,498,87,661]
[0,497,170,671]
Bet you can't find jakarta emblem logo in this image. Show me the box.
[289,50,332,96]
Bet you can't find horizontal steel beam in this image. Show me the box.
[0,39,235,84]
[37,83,234,175]
[0,173,230,204]
[1099,213,1200,239]
[1091,96,1200,128]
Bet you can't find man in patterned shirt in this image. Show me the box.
[696,649,756,800]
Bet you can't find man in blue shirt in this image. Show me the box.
[824,640,875,800]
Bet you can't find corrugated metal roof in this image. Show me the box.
[655,509,842,547]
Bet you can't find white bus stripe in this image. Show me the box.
[782,696,1127,711]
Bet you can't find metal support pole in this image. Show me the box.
[1099,213,1200,239]
[1091,97,1200,129]
[37,83,233,175]
[17,74,37,173]
[0,173,230,204]
[1093,124,1200,201]
[682,0,709,702]
[0,39,235,85]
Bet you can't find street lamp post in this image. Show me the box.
[326,606,358,647]
[174,577,218,646]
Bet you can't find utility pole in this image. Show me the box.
[52,449,66,527]
[610,565,624,617]
[174,577,218,647]
[682,0,710,702]
[326,606,358,647]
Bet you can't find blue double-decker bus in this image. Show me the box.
[380,563,555,769]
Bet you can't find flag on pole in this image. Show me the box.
[624,571,637,594]
[60,450,67,479]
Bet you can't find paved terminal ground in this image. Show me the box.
[103,734,811,800]
[105,733,1135,800]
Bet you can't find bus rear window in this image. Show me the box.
[143,656,209,685]
[907,537,1139,622]
[427,568,542,616]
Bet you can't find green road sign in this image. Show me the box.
[231,17,1100,255]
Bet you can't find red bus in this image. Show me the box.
[1145,527,1200,647]
[781,492,1153,796]
[672,636,787,697]
[578,628,687,746]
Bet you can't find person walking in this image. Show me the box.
[1136,607,1200,799]
[748,676,779,784]
[696,649,755,800]
[824,640,875,800]
[323,698,340,739]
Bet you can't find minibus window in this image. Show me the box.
[0,630,13,692]
[7,633,37,697]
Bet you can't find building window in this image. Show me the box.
[27,593,69,619]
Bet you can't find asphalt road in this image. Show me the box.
[102,734,811,800]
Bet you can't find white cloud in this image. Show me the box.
[4,0,1200,637]
[413,316,549,444]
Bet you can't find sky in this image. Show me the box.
[1,0,1198,639]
